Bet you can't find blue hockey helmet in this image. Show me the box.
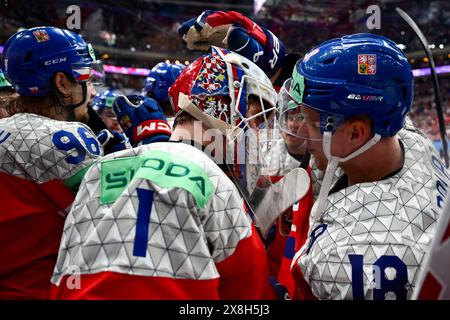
[2,26,104,97]
[91,89,119,114]
[143,62,185,105]
[278,33,413,138]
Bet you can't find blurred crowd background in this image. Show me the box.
[0,0,449,150]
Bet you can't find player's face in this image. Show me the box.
[299,106,328,170]
[300,106,355,170]
[247,99,263,130]
[100,108,123,132]
[281,111,306,154]
[73,81,97,123]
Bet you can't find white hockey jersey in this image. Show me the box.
[294,125,449,300]
[51,141,272,299]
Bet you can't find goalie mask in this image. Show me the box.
[168,46,278,195]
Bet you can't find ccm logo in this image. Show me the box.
[347,94,383,102]
[134,120,171,142]
[44,57,68,66]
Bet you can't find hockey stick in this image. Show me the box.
[396,7,448,168]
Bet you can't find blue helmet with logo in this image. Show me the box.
[91,89,118,114]
[280,33,413,137]
[143,62,185,105]
[2,26,104,97]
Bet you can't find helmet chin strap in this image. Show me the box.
[314,131,381,222]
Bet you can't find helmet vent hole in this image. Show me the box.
[401,86,408,99]
[320,57,337,65]
[77,49,88,57]
[393,78,408,99]
[242,62,250,69]
[24,51,33,63]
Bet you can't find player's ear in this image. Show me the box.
[53,72,73,96]
[348,116,372,148]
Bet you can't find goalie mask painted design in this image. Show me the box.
[169,47,277,136]
[168,46,279,194]
[191,53,231,123]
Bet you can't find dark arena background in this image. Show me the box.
[1,0,448,156]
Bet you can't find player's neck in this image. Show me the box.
[170,120,215,146]
[341,136,404,186]
[171,120,227,162]
[171,121,201,142]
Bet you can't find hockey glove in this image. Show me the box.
[113,95,171,146]
[96,129,131,154]
[178,10,285,78]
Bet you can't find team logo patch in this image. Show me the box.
[33,30,50,42]
[358,54,376,75]
[73,68,90,82]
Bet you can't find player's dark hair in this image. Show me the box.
[173,110,196,129]
[5,73,76,119]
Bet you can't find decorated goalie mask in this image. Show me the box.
[168,46,279,195]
